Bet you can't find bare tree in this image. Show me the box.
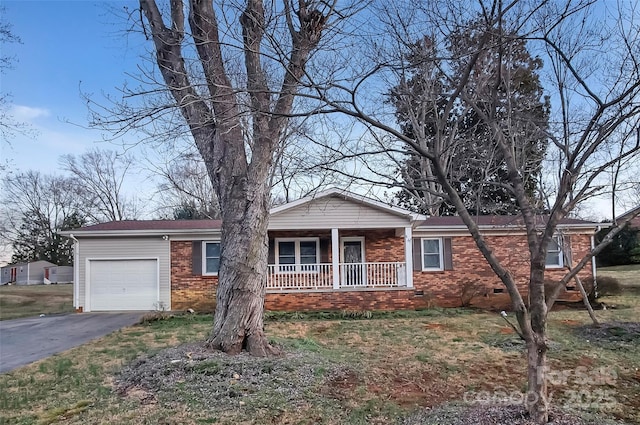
[149,149,220,219]
[1,171,86,265]
[270,116,355,204]
[90,0,342,355]
[60,148,141,223]
[312,1,640,422]
[0,6,31,144]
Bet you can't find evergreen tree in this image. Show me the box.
[392,21,549,216]
[10,209,85,266]
[4,171,87,266]
[596,225,640,266]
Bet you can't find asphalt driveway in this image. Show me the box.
[0,312,143,373]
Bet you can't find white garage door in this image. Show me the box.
[89,259,158,311]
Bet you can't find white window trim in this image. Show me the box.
[421,237,444,271]
[275,237,320,273]
[545,235,564,269]
[202,241,221,276]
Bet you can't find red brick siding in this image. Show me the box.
[411,234,592,310]
[362,229,404,263]
[265,289,432,311]
[171,241,218,311]
[170,233,593,312]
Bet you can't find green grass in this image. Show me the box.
[0,284,74,320]
[598,263,640,273]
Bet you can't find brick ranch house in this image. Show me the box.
[61,189,601,313]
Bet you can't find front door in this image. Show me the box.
[342,238,365,286]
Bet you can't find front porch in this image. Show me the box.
[266,226,415,292]
[266,261,408,290]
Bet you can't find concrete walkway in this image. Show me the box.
[0,312,143,373]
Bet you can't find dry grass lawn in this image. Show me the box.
[0,284,74,320]
[0,265,638,424]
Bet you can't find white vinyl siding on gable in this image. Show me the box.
[203,242,221,275]
[421,238,443,271]
[276,238,319,272]
[269,196,410,229]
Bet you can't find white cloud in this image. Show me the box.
[10,105,51,121]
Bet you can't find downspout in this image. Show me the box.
[591,226,600,298]
[70,234,80,310]
[404,226,413,288]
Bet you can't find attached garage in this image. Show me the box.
[88,259,159,311]
[62,222,212,313]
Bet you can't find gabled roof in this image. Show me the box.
[268,188,427,230]
[61,189,603,237]
[270,188,426,221]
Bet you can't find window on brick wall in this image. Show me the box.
[545,235,564,268]
[276,238,319,272]
[421,238,443,271]
[203,241,221,275]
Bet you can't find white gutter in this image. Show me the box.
[69,234,80,310]
[59,228,223,238]
[414,223,604,237]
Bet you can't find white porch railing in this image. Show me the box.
[267,262,406,290]
[266,263,333,290]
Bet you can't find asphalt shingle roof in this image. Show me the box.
[75,219,222,232]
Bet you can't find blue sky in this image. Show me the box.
[2,0,143,174]
[0,0,629,221]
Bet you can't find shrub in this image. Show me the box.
[139,311,176,324]
[459,279,488,307]
[581,276,623,303]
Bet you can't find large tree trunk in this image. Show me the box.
[139,0,329,356]
[526,266,549,424]
[205,177,277,356]
[526,335,549,424]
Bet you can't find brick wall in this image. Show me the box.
[170,232,593,312]
[265,288,433,311]
[361,229,404,263]
[410,234,592,310]
[171,241,218,311]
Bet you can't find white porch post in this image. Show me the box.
[404,227,414,288]
[331,228,340,289]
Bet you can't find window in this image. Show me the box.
[276,238,319,272]
[545,236,563,268]
[421,238,443,271]
[299,241,318,271]
[203,242,221,274]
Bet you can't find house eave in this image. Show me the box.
[59,228,222,238]
[415,223,602,233]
